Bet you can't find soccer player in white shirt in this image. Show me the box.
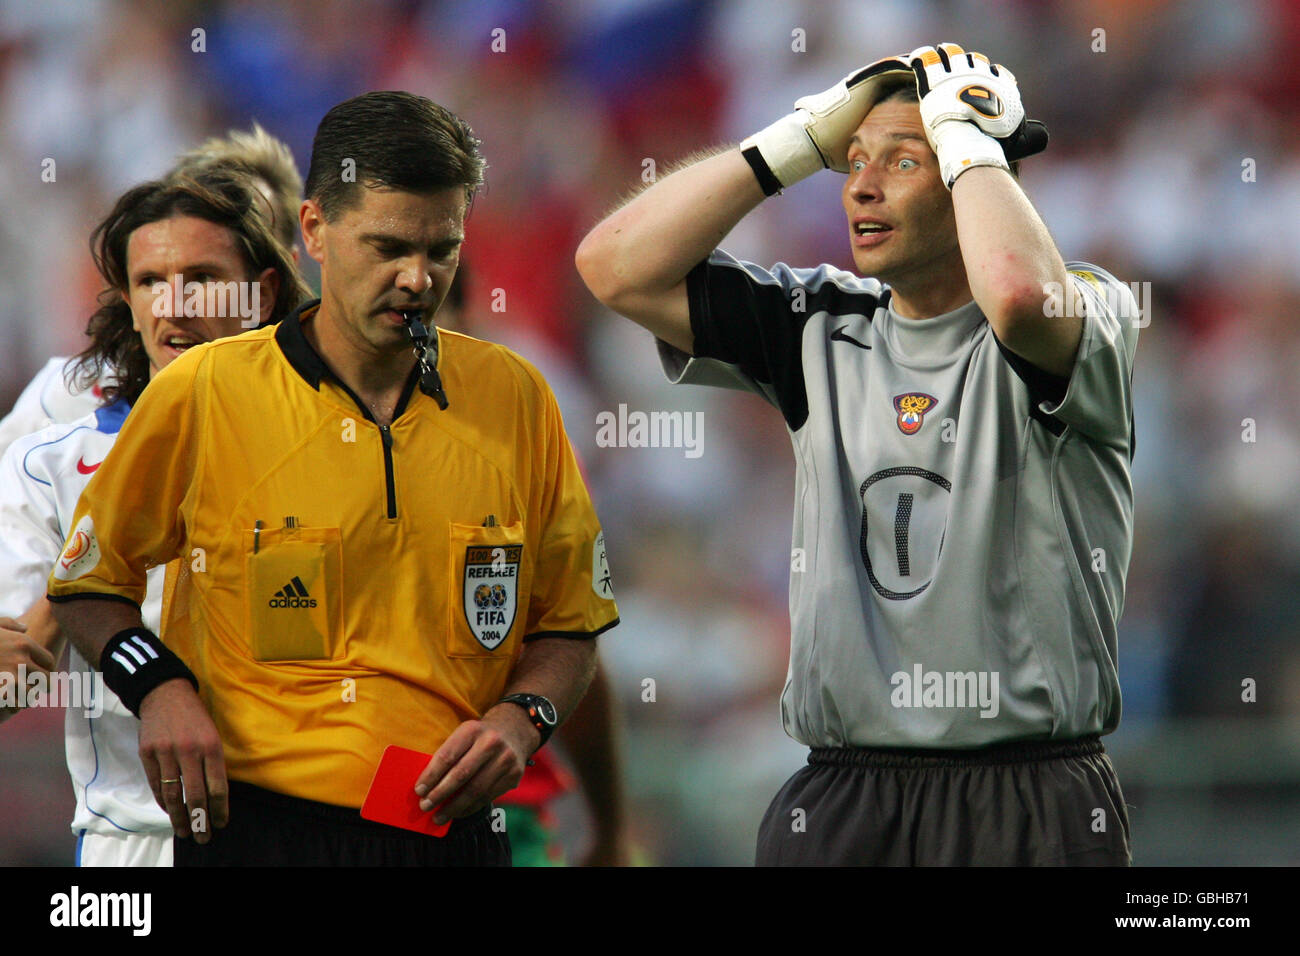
[0,124,302,456]
[0,167,305,865]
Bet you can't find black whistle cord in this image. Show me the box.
[400,311,449,410]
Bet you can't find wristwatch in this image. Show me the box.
[498,693,558,748]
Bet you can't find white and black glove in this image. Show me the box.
[907,42,1025,188]
[741,47,1047,195]
[739,59,905,194]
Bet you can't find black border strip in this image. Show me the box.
[46,591,142,609]
[522,617,621,643]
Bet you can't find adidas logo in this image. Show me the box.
[268,576,318,609]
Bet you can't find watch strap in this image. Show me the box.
[498,693,556,748]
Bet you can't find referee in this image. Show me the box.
[49,92,619,865]
[577,45,1137,865]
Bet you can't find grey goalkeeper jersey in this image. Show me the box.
[658,250,1139,749]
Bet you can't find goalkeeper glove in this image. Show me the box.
[907,42,1026,188]
[740,56,913,194]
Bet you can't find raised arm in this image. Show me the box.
[574,149,762,354]
[951,167,1079,378]
[908,43,1082,377]
[576,65,888,353]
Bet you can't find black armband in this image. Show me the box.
[740,145,784,197]
[100,627,198,718]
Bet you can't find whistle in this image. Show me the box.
[399,310,449,409]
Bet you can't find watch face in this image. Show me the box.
[536,698,558,725]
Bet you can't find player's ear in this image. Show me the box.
[256,267,281,324]
[127,288,144,334]
[299,199,326,266]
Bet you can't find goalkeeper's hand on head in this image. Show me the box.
[740,58,905,194]
[908,42,1025,188]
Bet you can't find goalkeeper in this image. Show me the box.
[577,44,1139,865]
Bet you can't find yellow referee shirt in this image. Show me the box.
[49,303,619,808]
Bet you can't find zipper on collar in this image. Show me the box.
[321,371,417,521]
[378,423,397,519]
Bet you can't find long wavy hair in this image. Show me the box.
[69,168,309,407]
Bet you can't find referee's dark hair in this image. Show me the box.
[304,91,486,221]
[71,168,308,408]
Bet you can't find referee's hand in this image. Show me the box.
[414,706,537,825]
[138,678,229,844]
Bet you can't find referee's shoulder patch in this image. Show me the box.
[53,514,101,581]
[592,531,613,600]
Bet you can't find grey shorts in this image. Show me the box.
[756,736,1131,866]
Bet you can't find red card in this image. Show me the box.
[360,745,451,837]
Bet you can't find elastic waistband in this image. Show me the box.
[809,735,1104,770]
[228,780,491,836]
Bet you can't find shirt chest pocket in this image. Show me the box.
[244,521,343,662]
[448,521,526,659]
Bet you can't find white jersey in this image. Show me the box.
[0,357,113,456]
[0,398,168,837]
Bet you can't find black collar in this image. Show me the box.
[275,299,421,421]
[275,300,331,388]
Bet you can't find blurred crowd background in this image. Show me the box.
[1,0,1296,865]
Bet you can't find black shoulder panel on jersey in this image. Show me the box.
[811,280,884,323]
[992,334,1069,436]
[992,333,1069,407]
[1127,346,1138,462]
[46,591,142,609]
[686,257,880,432]
[1028,400,1067,438]
[686,258,812,430]
[1128,404,1136,461]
